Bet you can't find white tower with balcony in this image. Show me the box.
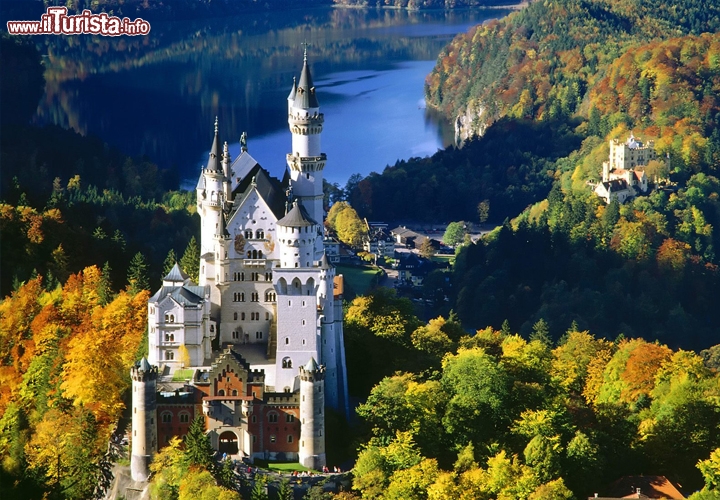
[287,50,325,257]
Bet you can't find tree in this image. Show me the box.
[477,200,490,224]
[419,239,436,259]
[335,205,368,248]
[250,475,269,500]
[277,479,294,500]
[184,415,215,471]
[443,222,467,247]
[180,236,200,283]
[529,319,551,345]
[98,261,113,305]
[127,251,149,294]
[163,248,178,277]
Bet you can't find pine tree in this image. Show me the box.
[218,458,236,490]
[530,318,551,345]
[277,479,294,500]
[184,415,215,471]
[180,236,200,283]
[127,252,149,294]
[98,261,113,305]
[250,475,269,500]
[163,248,178,277]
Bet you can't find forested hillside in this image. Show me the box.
[333,0,518,8]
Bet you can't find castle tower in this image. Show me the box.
[286,50,325,245]
[298,357,326,470]
[130,358,158,482]
[197,117,225,316]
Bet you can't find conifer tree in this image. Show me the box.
[163,248,178,277]
[98,261,113,305]
[127,252,149,294]
[250,475,269,500]
[184,415,215,471]
[530,318,551,345]
[277,479,294,500]
[180,236,200,283]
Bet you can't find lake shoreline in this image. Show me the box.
[331,2,528,12]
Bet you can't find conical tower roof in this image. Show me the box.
[164,263,190,283]
[206,117,222,172]
[303,357,319,372]
[277,200,317,227]
[288,76,297,101]
[319,251,332,270]
[138,357,152,372]
[295,49,319,109]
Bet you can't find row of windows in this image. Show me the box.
[232,311,272,321]
[244,230,265,240]
[232,272,273,281]
[161,412,190,423]
[232,292,276,302]
[216,389,239,396]
[250,413,295,423]
[164,314,176,323]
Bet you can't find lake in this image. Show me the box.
[33,7,510,188]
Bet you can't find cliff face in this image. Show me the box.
[453,99,493,146]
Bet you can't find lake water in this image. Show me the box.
[33,7,509,187]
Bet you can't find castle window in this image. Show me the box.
[234,312,238,321]
[266,272,272,281]
[252,435,257,443]
[302,339,306,346]
[252,415,257,423]
[247,251,251,258]
[284,387,291,393]
[232,331,240,339]
[256,331,263,339]
[256,230,264,239]
[245,230,252,239]
[241,273,245,281]
[241,312,246,320]
[286,414,295,423]
[285,337,289,345]
[268,413,278,423]
[259,250,263,258]
[162,412,172,423]
[302,320,306,326]
[270,435,276,443]
[232,390,238,396]
[282,357,292,369]
[266,291,276,302]
[218,389,225,396]
[266,312,271,320]
[251,292,259,302]
[210,325,215,333]
[287,435,294,443]
[179,413,189,423]
[166,351,174,360]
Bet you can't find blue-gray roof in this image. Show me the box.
[150,284,204,306]
[277,201,317,228]
[294,56,319,109]
[164,263,189,283]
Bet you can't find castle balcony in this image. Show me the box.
[243,259,266,267]
[203,200,221,208]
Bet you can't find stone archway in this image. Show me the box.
[218,430,238,455]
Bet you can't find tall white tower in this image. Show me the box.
[298,357,326,470]
[197,118,226,316]
[130,358,158,482]
[286,49,325,255]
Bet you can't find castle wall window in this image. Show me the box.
[266,312,272,320]
[245,230,252,239]
[218,389,225,396]
[232,390,238,396]
[268,413,278,423]
[241,312,246,320]
[285,337,289,345]
[266,272,272,281]
[162,412,172,423]
[252,435,257,443]
[234,312,238,321]
[282,357,292,369]
[247,251,251,258]
[259,250,263,258]
[270,435,276,443]
[232,331,239,339]
[287,435,293,443]
[166,351,174,360]
[286,414,295,423]
[252,415,257,423]
[241,273,245,281]
[256,230,264,239]
[179,413,189,423]
[256,331,263,339]
[251,293,259,302]
[210,325,215,333]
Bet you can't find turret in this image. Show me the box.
[276,200,319,269]
[130,358,158,482]
[298,357,326,470]
[286,49,325,233]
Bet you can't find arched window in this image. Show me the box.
[241,312,246,320]
[218,389,225,396]
[285,337,289,345]
[268,413,278,423]
[247,251,251,258]
[232,389,238,396]
[282,357,292,369]
[287,435,293,443]
[258,250,263,258]
[252,250,258,259]
[162,412,172,423]
[179,413,190,423]
[256,230,264,239]
[245,230,252,239]
[166,351,174,360]
[234,312,238,320]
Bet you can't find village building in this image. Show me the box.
[363,221,396,260]
[131,52,349,481]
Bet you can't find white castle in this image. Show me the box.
[131,51,349,481]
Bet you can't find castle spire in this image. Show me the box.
[206,116,222,172]
[296,50,319,109]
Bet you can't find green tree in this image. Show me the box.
[98,261,113,305]
[277,478,294,500]
[250,475,269,500]
[163,248,178,277]
[184,416,215,471]
[443,222,467,247]
[127,252,149,294]
[180,236,200,283]
[419,238,436,259]
[529,319,551,346]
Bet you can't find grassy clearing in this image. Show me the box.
[335,264,380,296]
[171,369,194,381]
[431,254,454,265]
[254,460,311,472]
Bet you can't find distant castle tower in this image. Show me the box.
[130,358,158,482]
[298,358,326,470]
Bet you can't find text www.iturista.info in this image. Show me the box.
[6,7,151,36]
